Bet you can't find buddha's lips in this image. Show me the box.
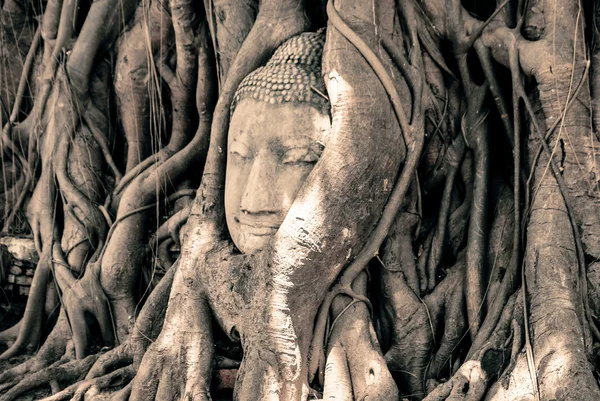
[235,217,281,236]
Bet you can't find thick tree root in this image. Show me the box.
[1,257,54,359]
[322,344,353,399]
[0,323,20,348]
[422,361,488,401]
[129,295,214,401]
[62,266,115,359]
[112,0,173,174]
[324,272,398,400]
[87,345,133,381]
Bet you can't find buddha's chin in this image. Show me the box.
[235,232,275,255]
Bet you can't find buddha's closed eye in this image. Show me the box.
[282,144,323,165]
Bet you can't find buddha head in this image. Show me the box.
[225,31,330,254]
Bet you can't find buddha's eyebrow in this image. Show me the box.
[278,134,318,147]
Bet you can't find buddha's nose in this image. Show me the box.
[240,156,279,215]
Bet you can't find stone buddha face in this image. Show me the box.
[225,99,329,254]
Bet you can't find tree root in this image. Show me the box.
[0,354,99,401]
[0,312,72,390]
[129,294,214,401]
[109,382,132,401]
[324,271,398,400]
[322,344,353,400]
[1,257,54,359]
[0,262,174,398]
[423,288,520,401]
[0,320,20,348]
[379,189,431,398]
[39,365,135,401]
[423,135,466,291]
[460,84,491,340]
[425,258,467,380]
[62,266,115,359]
[86,344,133,381]
[3,263,178,400]
[111,0,172,174]
[422,361,488,401]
